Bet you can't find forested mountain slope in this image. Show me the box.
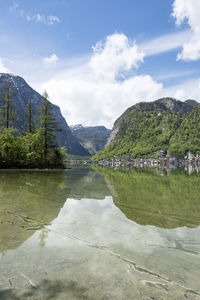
[93,98,199,159]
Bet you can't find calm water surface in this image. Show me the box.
[0,166,200,299]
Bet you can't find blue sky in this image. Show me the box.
[0,0,200,127]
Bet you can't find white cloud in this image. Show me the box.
[37,33,162,128]
[9,28,199,128]
[9,3,60,25]
[42,54,58,66]
[33,14,45,23]
[90,33,145,81]
[165,78,200,101]
[172,0,200,61]
[47,15,60,25]
[32,14,60,25]
[42,73,162,128]
[140,30,191,56]
[154,70,196,81]
[0,58,9,73]
[9,2,19,12]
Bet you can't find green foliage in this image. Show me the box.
[0,83,16,128]
[38,93,57,147]
[169,105,200,157]
[0,89,67,168]
[93,101,200,160]
[93,109,181,160]
[25,101,35,133]
[0,128,19,166]
[0,127,67,168]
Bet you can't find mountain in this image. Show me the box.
[93,97,199,159]
[70,124,111,154]
[169,104,200,157]
[0,73,89,156]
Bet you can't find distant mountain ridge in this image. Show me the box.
[0,73,89,156]
[70,124,111,154]
[93,97,200,159]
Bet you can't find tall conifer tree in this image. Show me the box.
[1,83,15,129]
[26,101,34,133]
[38,91,60,164]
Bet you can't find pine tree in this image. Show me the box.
[3,83,15,129]
[26,101,35,133]
[38,91,60,165]
[0,83,16,165]
[1,83,15,129]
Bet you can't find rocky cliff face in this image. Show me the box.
[70,124,111,154]
[0,73,89,156]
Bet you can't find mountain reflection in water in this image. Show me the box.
[0,166,200,299]
[0,170,68,253]
[0,167,110,253]
[94,166,200,228]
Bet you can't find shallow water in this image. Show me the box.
[0,167,200,299]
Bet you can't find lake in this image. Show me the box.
[0,166,200,299]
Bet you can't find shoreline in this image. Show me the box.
[64,155,200,173]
